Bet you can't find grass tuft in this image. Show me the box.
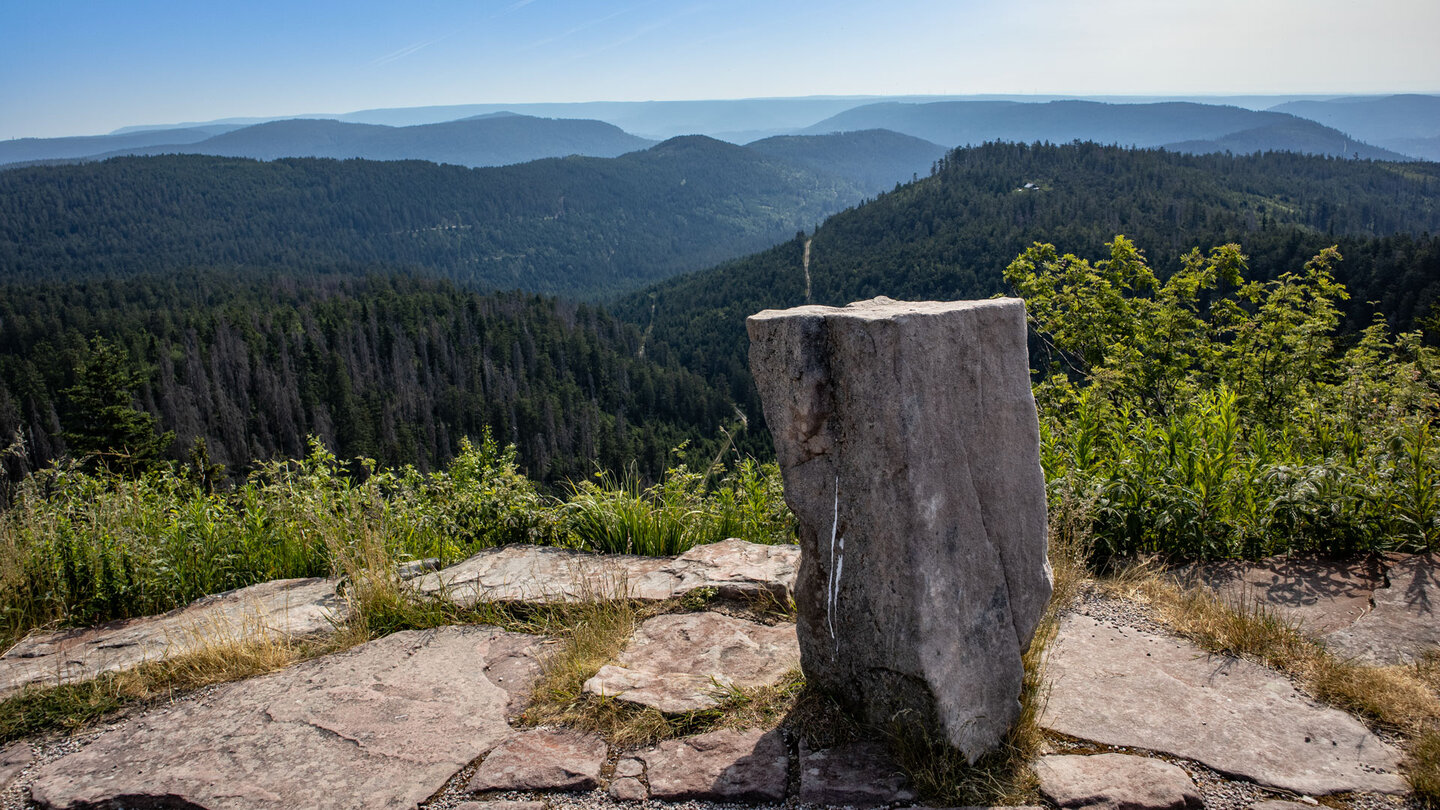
[0,624,319,745]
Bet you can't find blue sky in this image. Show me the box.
[3,0,1438,139]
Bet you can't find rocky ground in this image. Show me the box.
[0,545,1435,810]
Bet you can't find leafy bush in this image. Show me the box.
[1009,236,1440,561]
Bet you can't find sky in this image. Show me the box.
[2,0,1439,139]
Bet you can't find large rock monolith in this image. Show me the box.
[747,296,1052,761]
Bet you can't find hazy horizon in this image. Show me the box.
[4,0,1439,140]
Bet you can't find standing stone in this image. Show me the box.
[748,297,1053,761]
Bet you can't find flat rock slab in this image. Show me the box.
[639,728,789,802]
[1042,614,1407,795]
[1036,753,1202,810]
[1326,553,1439,664]
[0,577,345,698]
[799,740,917,807]
[582,613,799,713]
[1174,557,1383,634]
[0,741,30,791]
[468,727,607,792]
[28,626,541,810]
[415,539,799,605]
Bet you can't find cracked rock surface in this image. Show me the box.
[414,539,799,606]
[27,626,541,810]
[1042,613,1407,795]
[583,613,799,713]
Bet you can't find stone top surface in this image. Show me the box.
[748,295,1022,322]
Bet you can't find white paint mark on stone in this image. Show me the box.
[827,476,843,645]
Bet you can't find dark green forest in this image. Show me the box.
[0,272,737,487]
[3,142,1440,489]
[0,139,863,299]
[623,143,1440,434]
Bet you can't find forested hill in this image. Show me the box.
[0,272,737,483]
[622,142,1440,420]
[0,139,865,299]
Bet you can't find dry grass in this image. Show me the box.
[1097,557,1440,804]
[0,622,326,744]
[514,591,809,748]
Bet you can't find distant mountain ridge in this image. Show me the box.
[745,130,948,194]
[47,115,656,168]
[800,100,1408,160]
[0,124,244,165]
[13,95,1434,169]
[1269,95,1440,160]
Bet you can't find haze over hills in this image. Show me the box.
[800,100,1408,160]
[101,95,1357,141]
[0,125,245,166]
[10,94,1437,170]
[1269,95,1440,161]
[7,115,656,169]
[744,130,948,194]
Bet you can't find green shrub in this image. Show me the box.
[1010,237,1440,561]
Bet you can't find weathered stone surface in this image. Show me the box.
[28,626,541,810]
[0,741,30,791]
[582,613,799,713]
[640,728,788,802]
[1325,553,1439,663]
[613,757,645,779]
[1042,614,1407,795]
[798,740,917,807]
[415,539,799,605]
[1250,802,1320,810]
[1035,754,1202,810]
[468,727,607,792]
[610,777,647,801]
[748,297,1053,761]
[0,577,344,698]
[1175,557,1383,634]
